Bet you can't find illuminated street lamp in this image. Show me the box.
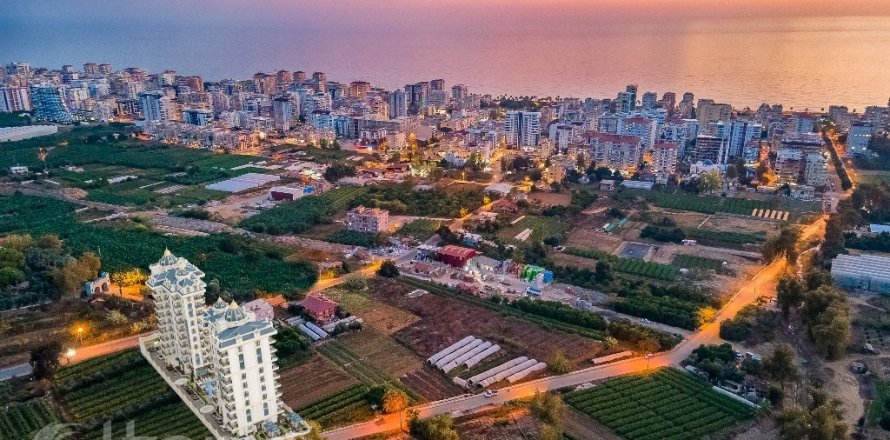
[65,348,76,364]
[76,326,85,346]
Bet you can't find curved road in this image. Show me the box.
[323,216,826,440]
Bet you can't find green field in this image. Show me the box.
[671,254,726,272]
[499,215,568,243]
[395,218,442,240]
[629,189,820,218]
[0,398,62,439]
[241,186,369,235]
[686,229,767,248]
[565,247,678,281]
[54,350,210,439]
[566,368,756,440]
[0,124,255,171]
[0,194,318,300]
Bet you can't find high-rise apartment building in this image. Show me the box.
[146,251,289,438]
[505,111,542,148]
[692,135,728,164]
[311,72,327,93]
[272,97,292,131]
[584,132,641,173]
[619,116,657,150]
[83,63,99,76]
[0,86,32,113]
[653,141,679,177]
[139,91,175,122]
[641,92,658,110]
[388,90,407,118]
[29,84,73,123]
[696,99,732,125]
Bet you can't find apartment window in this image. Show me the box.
[256,346,263,363]
[263,402,269,417]
[246,409,252,424]
[241,372,247,380]
[238,353,245,369]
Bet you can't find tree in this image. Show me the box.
[0,267,25,288]
[303,421,326,440]
[763,226,801,264]
[637,338,660,355]
[529,392,565,425]
[777,276,805,318]
[409,414,460,440]
[777,407,810,440]
[594,261,613,282]
[381,388,410,414]
[30,341,62,380]
[377,260,400,278]
[696,307,717,326]
[52,252,102,298]
[810,302,851,360]
[547,350,572,374]
[763,344,799,388]
[699,171,723,193]
[37,234,62,250]
[726,164,738,180]
[343,277,368,291]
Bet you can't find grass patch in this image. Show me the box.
[395,218,442,240]
[671,254,725,272]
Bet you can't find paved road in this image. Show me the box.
[324,216,827,440]
[65,333,147,364]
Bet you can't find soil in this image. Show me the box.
[369,279,603,368]
[279,354,359,409]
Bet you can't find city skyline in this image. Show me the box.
[3,2,890,109]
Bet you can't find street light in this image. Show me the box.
[76,326,84,346]
[65,348,76,364]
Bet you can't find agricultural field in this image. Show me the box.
[338,328,423,378]
[566,368,757,440]
[0,398,62,439]
[373,278,603,368]
[295,384,374,430]
[498,215,569,243]
[240,186,369,235]
[0,194,318,300]
[565,247,678,281]
[317,341,410,392]
[686,229,767,248]
[395,218,442,240]
[671,254,726,272]
[279,354,359,410]
[323,285,421,334]
[628,189,820,219]
[53,349,210,439]
[0,123,255,171]
[401,367,465,401]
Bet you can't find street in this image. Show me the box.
[323,216,827,440]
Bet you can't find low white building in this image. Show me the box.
[0,125,58,142]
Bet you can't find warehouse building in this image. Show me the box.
[831,254,890,294]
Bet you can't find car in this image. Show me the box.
[483,390,499,398]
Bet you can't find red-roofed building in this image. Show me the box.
[300,295,339,323]
[491,198,519,214]
[437,245,479,268]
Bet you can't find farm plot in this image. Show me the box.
[401,367,465,401]
[296,384,375,430]
[81,402,209,440]
[0,398,62,440]
[338,328,423,377]
[317,341,413,395]
[373,279,602,368]
[498,215,568,243]
[279,354,359,410]
[686,229,767,248]
[672,254,725,272]
[395,218,442,240]
[240,186,369,235]
[566,368,756,440]
[54,350,209,438]
[565,247,677,281]
[324,286,421,335]
[634,190,773,216]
